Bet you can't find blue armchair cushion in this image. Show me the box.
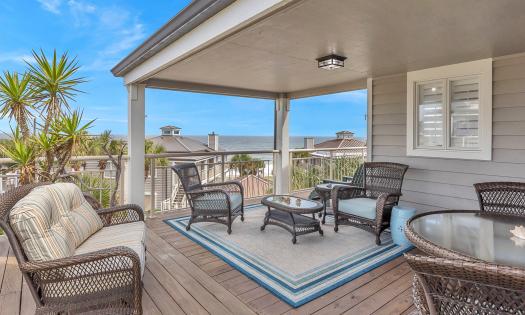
[338,198,377,220]
[229,192,243,209]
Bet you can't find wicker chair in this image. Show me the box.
[172,163,244,234]
[474,182,525,217]
[308,164,364,200]
[332,162,408,245]
[405,253,525,315]
[0,183,144,315]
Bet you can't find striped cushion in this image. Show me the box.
[10,183,103,262]
[47,183,103,247]
[75,221,146,276]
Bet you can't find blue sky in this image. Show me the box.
[0,0,366,137]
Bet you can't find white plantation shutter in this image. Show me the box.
[449,78,480,148]
[407,59,492,160]
[417,81,444,147]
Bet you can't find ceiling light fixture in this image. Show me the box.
[317,54,347,70]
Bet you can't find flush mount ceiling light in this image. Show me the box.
[317,54,347,70]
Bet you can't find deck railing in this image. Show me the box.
[0,147,366,216]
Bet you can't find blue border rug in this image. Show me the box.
[165,205,412,307]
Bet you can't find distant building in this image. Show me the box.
[149,126,217,162]
[312,131,366,158]
[146,126,221,210]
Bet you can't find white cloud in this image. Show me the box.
[104,22,145,56]
[37,0,62,14]
[67,0,96,27]
[0,52,35,64]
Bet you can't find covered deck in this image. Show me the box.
[0,197,416,315]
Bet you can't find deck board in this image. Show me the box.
[0,207,415,314]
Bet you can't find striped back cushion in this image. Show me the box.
[10,183,103,262]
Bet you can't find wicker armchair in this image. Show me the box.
[172,163,244,234]
[332,162,408,245]
[308,164,364,200]
[474,181,525,217]
[405,253,525,315]
[0,183,144,315]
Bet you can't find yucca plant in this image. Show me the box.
[33,131,59,181]
[51,110,94,181]
[0,128,36,184]
[27,49,85,133]
[0,71,35,141]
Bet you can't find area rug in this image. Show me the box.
[164,205,412,307]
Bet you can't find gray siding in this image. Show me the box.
[371,54,525,212]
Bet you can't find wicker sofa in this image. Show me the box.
[0,182,145,314]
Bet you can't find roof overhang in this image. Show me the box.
[114,0,525,99]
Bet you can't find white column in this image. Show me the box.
[274,94,290,194]
[126,84,146,208]
[366,78,373,162]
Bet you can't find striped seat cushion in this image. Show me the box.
[75,221,146,277]
[10,183,103,262]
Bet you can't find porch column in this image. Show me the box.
[274,94,290,194]
[126,83,146,208]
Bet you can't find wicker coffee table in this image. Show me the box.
[260,195,324,244]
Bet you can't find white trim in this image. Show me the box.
[274,95,290,194]
[144,78,278,99]
[126,84,146,208]
[406,58,492,160]
[366,78,373,162]
[123,0,293,84]
[289,79,367,99]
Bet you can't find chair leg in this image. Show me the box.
[186,217,193,231]
[227,216,232,234]
[241,206,245,222]
[375,234,381,246]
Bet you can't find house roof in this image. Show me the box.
[161,125,181,130]
[315,138,366,149]
[149,135,216,154]
[111,0,234,77]
[114,0,525,100]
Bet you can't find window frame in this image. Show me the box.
[406,59,492,160]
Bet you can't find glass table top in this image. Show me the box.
[410,211,525,268]
[263,195,322,211]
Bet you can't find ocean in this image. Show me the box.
[187,135,333,151]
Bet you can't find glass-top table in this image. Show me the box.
[261,195,324,244]
[407,210,525,269]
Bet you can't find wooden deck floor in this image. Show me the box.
[0,206,417,315]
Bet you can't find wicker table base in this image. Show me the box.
[260,207,323,244]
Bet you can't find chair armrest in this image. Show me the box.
[201,181,244,196]
[375,192,402,224]
[96,204,144,226]
[20,247,142,306]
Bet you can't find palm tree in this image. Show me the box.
[144,140,168,178]
[0,71,35,141]
[27,49,85,133]
[51,110,94,181]
[97,130,127,206]
[0,129,36,184]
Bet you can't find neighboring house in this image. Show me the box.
[312,131,367,158]
[145,126,221,210]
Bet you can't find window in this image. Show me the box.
[407,59,492,160]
